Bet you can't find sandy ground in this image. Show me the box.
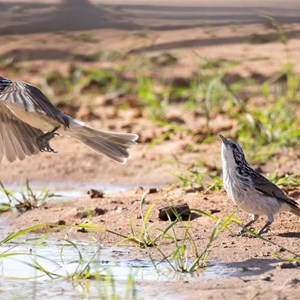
[0,1,299,299]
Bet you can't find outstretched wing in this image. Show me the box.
[0,103,43,162]
[252,172,299,209]
[0,78,69,127]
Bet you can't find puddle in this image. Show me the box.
[0,183,245,299]
[0,182,159,205]
[0,239,247,299]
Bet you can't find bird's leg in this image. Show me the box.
[37,126,60,153]
[236,214,259,236]
[257,215,274,235]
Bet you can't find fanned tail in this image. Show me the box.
[67,122,138,164]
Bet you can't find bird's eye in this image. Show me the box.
[232,144,237,150]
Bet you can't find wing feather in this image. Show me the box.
[0,80,69,127]
[253,172,299,208]
[0,103,43,162]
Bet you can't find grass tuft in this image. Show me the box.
[0,180,57,213]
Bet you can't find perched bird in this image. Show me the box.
[0,76,138,163]
[220,134,300,235]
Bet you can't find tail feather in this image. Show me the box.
[290,206,300,217]
[68,124,138,164]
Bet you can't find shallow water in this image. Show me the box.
[0,237,247,300]
[0,184,244,299]
[0,182,134,204]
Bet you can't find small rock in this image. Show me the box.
[209,209,221,214]
[77,227,88,233]
[278,247,286,252]
[167,116,185,124]
[260,273,273,282]
[284,278,300,287]
[76,210,88,219]
[87,189,104,198]
[288,190,300,198]
[158,203,191,221]
[148,187,158,194]
[94,207,106,216]
[277,261,300,269]
[111,200,124,204]
[57,220,66,226]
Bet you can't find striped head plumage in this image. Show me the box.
[0,76,12,91]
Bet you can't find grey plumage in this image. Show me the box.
[0,76,138,163]
[219,134,300,235]
[0,78,69,127]
[0,104,41,162]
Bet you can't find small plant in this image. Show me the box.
[66,32,98,43]
[267,171,300,187]
[0,231,138,299]
[136,76,169,120]
[147,120,193,150]
[126,192,158,248]
[89,50,123,62]
[248,15,287,44]
[122,193,228,273]
[0,180,57,212]
[171,169,223,192]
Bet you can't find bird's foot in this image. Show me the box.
[230,226,256,238]
[258,225,271,236]
[37,127,60,153]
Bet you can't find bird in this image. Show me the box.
[0,76,138,164]
[219,134,300,235]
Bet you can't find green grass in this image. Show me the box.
[0,224,137,299]
[88,50,123,62]
[0,180,57,213]
[267,171,300,187]
[66,32,98,43]
[31,53,299,152]
[170,167,223,192]
[249,14,287,44]
[10,52,293,173]
[0,191,298,300]
[34,55,299,168]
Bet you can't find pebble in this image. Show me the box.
[277,261,300,269]
[260,273,273,282]
[284,278,300,287]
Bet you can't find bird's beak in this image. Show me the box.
[219,134,229,145]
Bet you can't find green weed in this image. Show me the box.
[126,192,158,248]
[66,32,98,43]
[89,50,123,62]
[171,169,223,192]
[0,180,57,213]
[0,227,137,299]
[136,76,169,120]
[267,171,300,187]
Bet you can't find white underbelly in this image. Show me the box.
[223,171,287,216]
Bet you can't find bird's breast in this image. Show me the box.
[223,167,287,215]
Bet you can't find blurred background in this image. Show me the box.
[0,0,299,187]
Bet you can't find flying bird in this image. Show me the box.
[0,76,138,163]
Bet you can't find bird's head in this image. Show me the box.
[0,76,12,91]
[219,134,246,168]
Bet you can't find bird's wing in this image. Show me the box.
[252,172,299,208]
[0,79,69,127]
[0,103,43,162]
